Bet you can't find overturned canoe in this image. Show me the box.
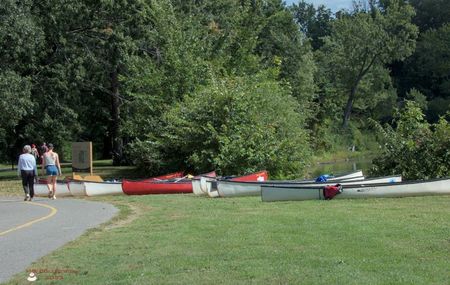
[261,177,450,202]
[217,175,400,198]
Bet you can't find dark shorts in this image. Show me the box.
[46,165,58,176]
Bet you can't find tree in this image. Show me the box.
[30,0,180,164]
[255,1,317,112]
[291,1,333,50]
[409,0,450,32]
[128,69,312,178]
[403,23,450,121]
[371,101,450,179]
[0,0,43,161]
[320,0,418,127]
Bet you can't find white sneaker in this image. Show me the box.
[24,194,30,201]
[52,195,56,200]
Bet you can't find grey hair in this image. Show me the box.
[23,145,32,153]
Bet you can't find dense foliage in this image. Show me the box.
[0,0,448,178]
[129,70,311,177]
[371,101,450,179]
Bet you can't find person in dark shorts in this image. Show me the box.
[18,145,38,201]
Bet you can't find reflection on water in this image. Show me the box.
[309,157,374,178]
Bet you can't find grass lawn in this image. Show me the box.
[2,177,449,284]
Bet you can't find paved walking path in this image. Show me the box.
[0,197,118,283]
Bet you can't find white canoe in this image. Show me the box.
[84,181,124,196]
[67,180,86,196]
[34,180,72,197]
[261,178,450,202]
[207,180,220,198]
[217,175,401,198]
[192,179,203,196]
[192,176,217,196]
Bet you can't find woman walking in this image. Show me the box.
[31,144,40,162]
[41,143,62,199]
[18,145,38,201]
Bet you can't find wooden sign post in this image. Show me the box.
[72,142,93,176]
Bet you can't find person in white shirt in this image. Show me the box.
[18,145,38,201]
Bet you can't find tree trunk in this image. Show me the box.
[102,134,112,160]
[342,85,357,128]
[110,68,123,166]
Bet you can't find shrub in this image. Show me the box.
[129,69,312,178]
[371,101,450,179]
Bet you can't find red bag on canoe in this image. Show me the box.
[323,184,343,200]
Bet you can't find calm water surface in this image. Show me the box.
[309,157,374,178]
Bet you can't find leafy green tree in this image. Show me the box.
[256,1,317,111]
[0,0,43,160]
[401,24,450,121]
[291,1,333,50]
[129,69,311,178]
[405,88,427,111]
[371,101,450,179]
[409,0,450,32]
[121,0,215,157]
[29,0,184,163]
[319,0,418,127]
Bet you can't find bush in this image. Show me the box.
[371,101,450,179]
[129,69,312,178]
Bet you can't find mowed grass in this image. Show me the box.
[3,189,450,284]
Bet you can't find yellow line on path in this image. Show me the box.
[0,201,58,237]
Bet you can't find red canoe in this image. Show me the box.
[141,171,184,182]
[229,170,268,182]
[122,171,216,195]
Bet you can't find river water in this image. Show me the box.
[308,157,374,178]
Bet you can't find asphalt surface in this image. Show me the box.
[0,197,118,283]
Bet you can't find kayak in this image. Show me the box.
[217,175,401,198]
[261,177,450,202]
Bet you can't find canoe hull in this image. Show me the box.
[218,175,401,198]
[192,172,217,196]
[122,180,192,195]
[207,170,269,198]
[261,178,450,202]
[84,181,123,196]
[34,181,72,197]
[68,180,86,196]
[141,171,184,183]
[192,179,203,196]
